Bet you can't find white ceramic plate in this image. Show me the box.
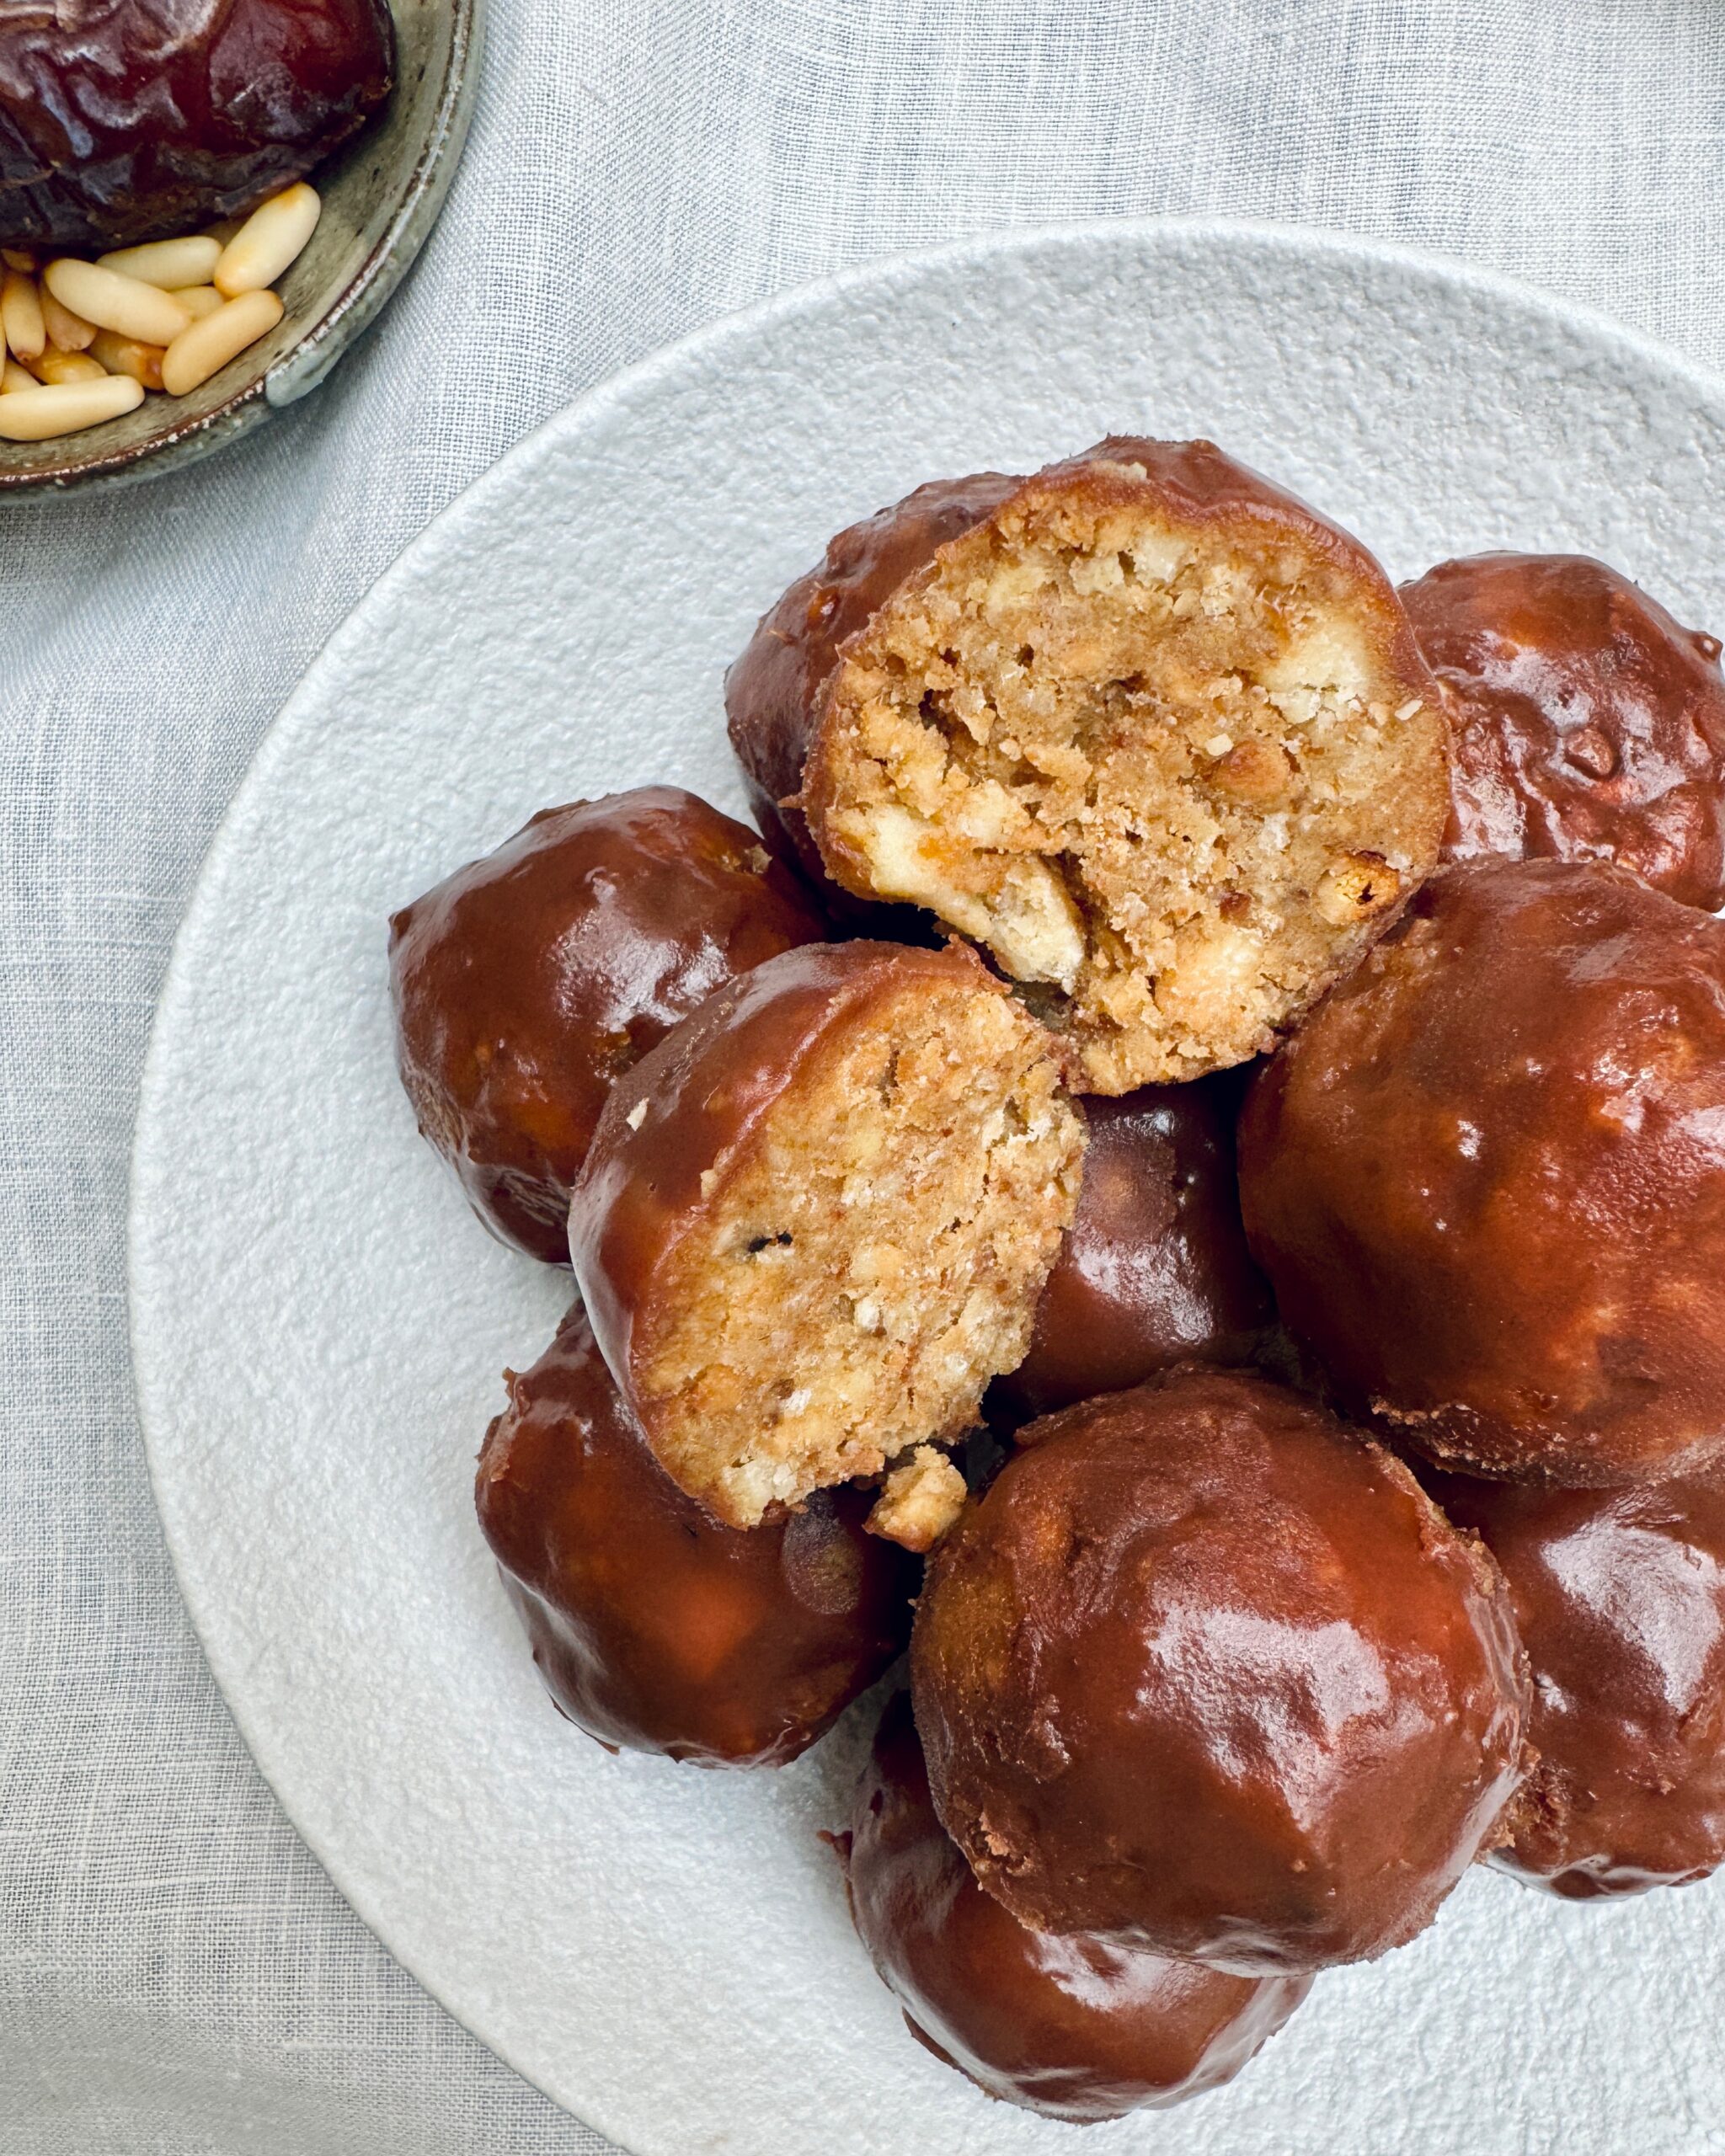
[131,221,1725,2156]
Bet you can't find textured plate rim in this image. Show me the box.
[127,213,1725,2146]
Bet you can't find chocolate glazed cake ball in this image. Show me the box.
[844,1693,1311,2121]
[388,787,826,1262]
[1239,856,1725,1486]
[1404,552,1725,910]
[729,437,1447,1090]
[476,1304,916,1767]
[569,939,1084,1528]
[1428,1470,1725,1899]
[995,1079,1275,1422]
[911,1369,1527,1975]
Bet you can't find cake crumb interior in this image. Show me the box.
[866,1444,969,1552]
[811,486,1438,1087]
[636,983,1083,1526]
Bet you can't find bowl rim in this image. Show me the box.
[0,0,486,497]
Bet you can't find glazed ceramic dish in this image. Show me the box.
[130,221,1725,2153]
[0,0,482,494]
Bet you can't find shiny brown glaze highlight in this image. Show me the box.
[1239,856,1725,1486]
[995,1080,1274,1422]
[1404,552,1725,912]
[911,1369,1528,1975]
[475,1304,916,1768]
[1428,1470,1725,1898]
[844,1692,1311,2121]
[0,0,395,250]
[388,787,826,1262]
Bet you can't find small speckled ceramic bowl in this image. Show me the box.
[0,0,483,495]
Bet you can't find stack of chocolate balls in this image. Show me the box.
[389,440,1725,2122]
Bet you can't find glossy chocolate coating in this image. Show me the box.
[911,1369,1527,1974]
[1427,1470,1725,1898]
[389,788,825,1263]
[996,1081,1274,1422]
[1404,552,1725,911]
[476,1304,916,1767]
[0,0,395,251]
[1239,856,1725,1486]
[845,1692,1311,2121]
[724,471,1019,909]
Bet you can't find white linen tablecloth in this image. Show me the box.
[5,3,1725,2149]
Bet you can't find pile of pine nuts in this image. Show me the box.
[0,181,322,445]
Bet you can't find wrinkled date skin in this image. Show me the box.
[0,0,396,251]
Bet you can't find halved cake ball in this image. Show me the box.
[388,787,825,1261]
[729,438,1448,1089]
[1239,856,1725,1486]
[911,1369,1529,1974]
[844,1692,1311,2121]
[477,1305,916,1766]
[568,941,1086,1528]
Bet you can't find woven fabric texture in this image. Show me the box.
[4,2,1724,2149]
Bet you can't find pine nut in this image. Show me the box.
[32,348,107,386]
[89,330,166,391]
[0,374,144,440]
[39,284,96,351]
[0,200,308,444]
[43,259,190,345]
[2,269,45,360]
[161,287,283,394]
[214,184,320,296]
[97,235,222,290]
